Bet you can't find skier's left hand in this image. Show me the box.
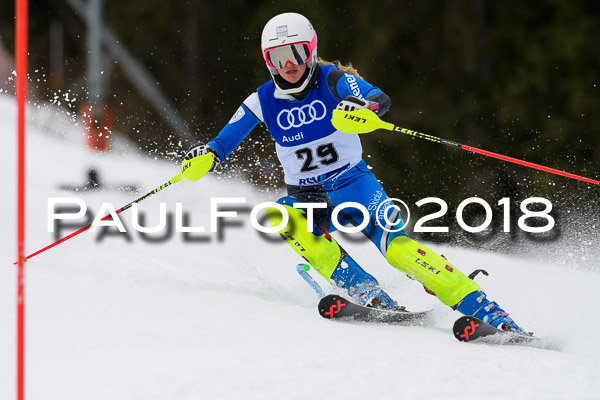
[336,96,380,114]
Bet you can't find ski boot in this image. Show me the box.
[330,254,399,309]
[265,201,401,310]
[456,290,524,333]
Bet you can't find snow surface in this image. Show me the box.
[1,93,600,399]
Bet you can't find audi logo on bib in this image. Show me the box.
[277,100,327,130]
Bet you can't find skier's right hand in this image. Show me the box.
[180,143,220,182]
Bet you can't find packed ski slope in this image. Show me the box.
[1,94,599,399]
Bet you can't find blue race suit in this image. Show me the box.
[208,64,406,254]
[206,64,483,310]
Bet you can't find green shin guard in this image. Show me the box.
[266,205,341,282]
[386,236,480,306]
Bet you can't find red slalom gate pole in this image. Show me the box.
[15,0,28,398]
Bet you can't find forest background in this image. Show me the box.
[1,0,598,252]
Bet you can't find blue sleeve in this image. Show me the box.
[335,72,383,100]
[207,104,260,163]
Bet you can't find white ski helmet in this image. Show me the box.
[261,13,318,94]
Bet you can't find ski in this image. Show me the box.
[453,316,539,345]
[318,294,431,324]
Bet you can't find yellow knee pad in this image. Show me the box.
[266,205,341,281]
[385,236,480,306]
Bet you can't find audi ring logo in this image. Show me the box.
[277,100,327,130]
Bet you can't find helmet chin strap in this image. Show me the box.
[271,61,319,98]
[273,67,309,89]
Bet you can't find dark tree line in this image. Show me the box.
[1,1,599,251]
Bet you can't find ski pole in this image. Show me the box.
[296,263,325,298]
[332,109,599,185]
[16,151,217,264]
[16,173,183,264]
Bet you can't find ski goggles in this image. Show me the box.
[262,36,317,69]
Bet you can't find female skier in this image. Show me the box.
[184,12,524,332]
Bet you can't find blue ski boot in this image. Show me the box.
[330,254,398,309]
[456,291,524,333]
